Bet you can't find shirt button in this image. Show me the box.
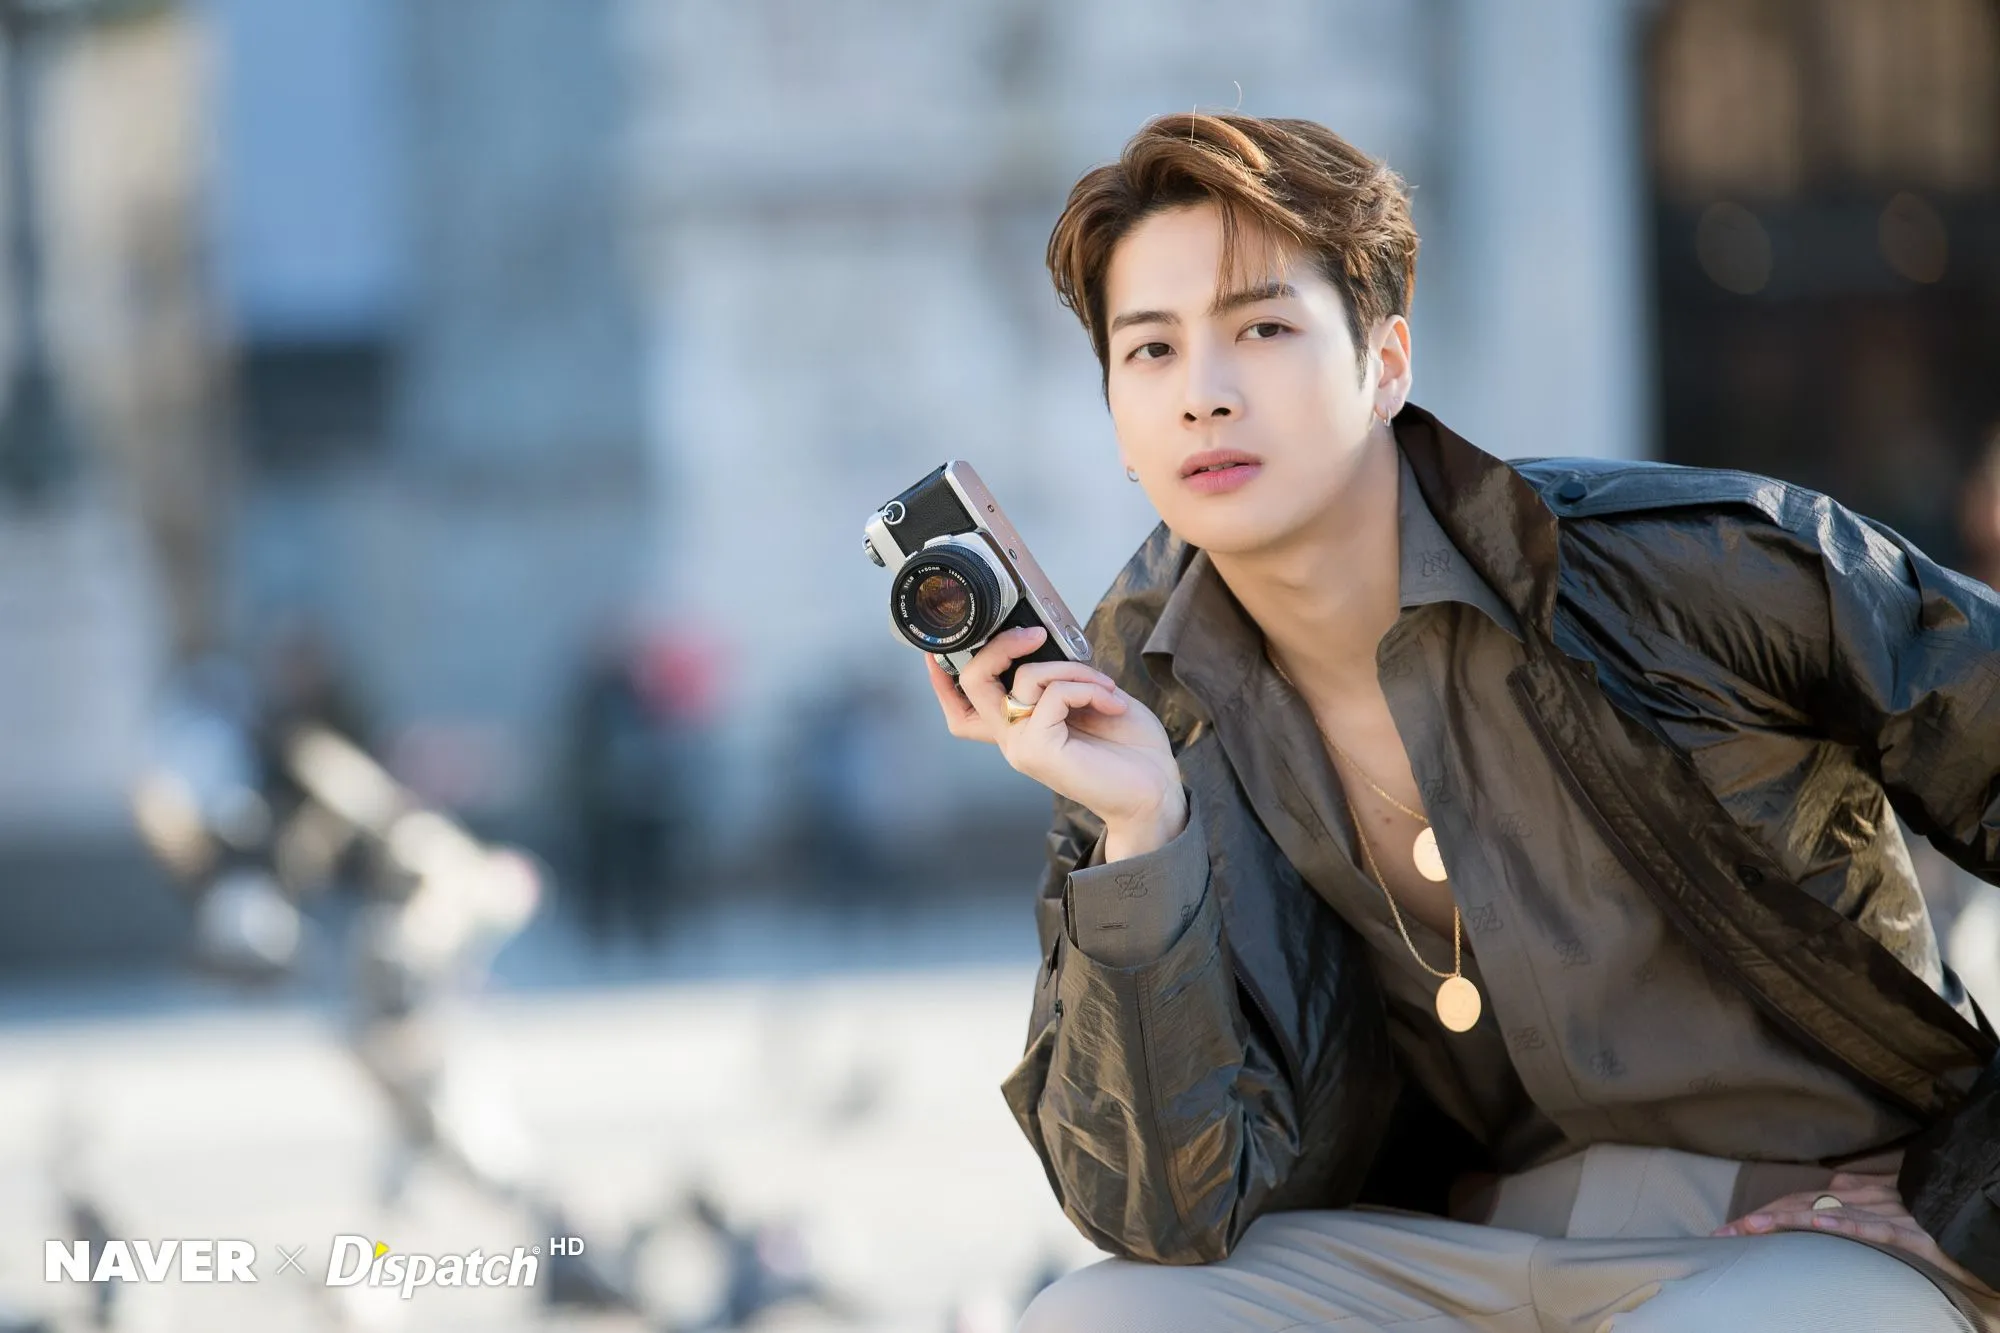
[1555,477,1589,504]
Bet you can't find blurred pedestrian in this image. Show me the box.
[1933,424,2000,1014]
[250,613,376,897]
[1959,425,2000,593]
[786,673,904,903]
[252,615,374,804]
[563,620,714,947]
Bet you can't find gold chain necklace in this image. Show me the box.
[1268,656,1450,883]
[1320,730,1450,882]
[1342,788,1483,1032]
[1269,650,1483,1033]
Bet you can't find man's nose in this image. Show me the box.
[1181,352,1244,423]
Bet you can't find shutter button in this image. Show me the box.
[1555,477,1588,504]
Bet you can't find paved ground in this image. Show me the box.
[5,866,1993,1333]
[0,894,1100,1333]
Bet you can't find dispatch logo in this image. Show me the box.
[325,1236,542,1298]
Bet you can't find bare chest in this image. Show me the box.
[1304,696,1461,941]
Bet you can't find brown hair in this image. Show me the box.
[1047,113,1419,387]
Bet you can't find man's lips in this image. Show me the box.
[1179,449,1264,479]
[1181,460,1262,493]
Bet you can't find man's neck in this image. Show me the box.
[1207,430,1402,704]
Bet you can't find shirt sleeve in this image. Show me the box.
[1063,786,1210,967]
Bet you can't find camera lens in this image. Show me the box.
[911,570,970,630]
[891,541,1007,652]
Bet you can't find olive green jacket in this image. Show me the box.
[1001,404,2000,1285]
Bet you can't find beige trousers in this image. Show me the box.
[1019,1144,1996,1332]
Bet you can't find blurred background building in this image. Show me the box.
[0,1,1995,1326]
[8,0,1996,954]
[1,0,1670,964]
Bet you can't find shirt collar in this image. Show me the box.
[1141,441,1524,700]
[1392,444,1524,639]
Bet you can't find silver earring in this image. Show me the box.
[1126,466,1140,482]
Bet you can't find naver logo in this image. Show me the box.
[45,1240,258,1284]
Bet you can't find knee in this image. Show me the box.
[1015,1258,1218,1333]
[1604,1233,1974,1333]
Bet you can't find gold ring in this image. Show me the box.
[1811,1193,1842,1212]
[1002,693,1035,725]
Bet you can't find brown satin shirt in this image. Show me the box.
[1065,445,1918,1171]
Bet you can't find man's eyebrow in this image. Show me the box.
[1210,281,1297,315]
[1108,307,1176,334]
[1107,282,1298,336]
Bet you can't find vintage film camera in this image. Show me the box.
[863,462,1092,693]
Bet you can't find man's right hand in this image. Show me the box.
[924,625,1186,855]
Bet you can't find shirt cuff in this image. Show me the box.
[1064,788,1209,968]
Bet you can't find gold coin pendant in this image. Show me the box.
[1413,826,1449,882]
[1435,975,1483,1032]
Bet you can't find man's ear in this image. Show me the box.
[1372,314,1413,414]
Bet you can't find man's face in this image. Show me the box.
[1103,201,1404,556]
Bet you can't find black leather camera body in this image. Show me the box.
[863,462,1092,694]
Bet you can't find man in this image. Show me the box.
[924,113,2000,1330]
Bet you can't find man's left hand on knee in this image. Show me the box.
[1711,1170,2000,1302]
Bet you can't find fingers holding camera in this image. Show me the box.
[928,627,1125,740]
[1005,657,1122,713]
[1011,679,1127,735]
[950,625,1051,727]
[925,625,1178,831]
[925,625,1056,741]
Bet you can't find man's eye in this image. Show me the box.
[1128,341,1172,361]
[1244,321,1288,339]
